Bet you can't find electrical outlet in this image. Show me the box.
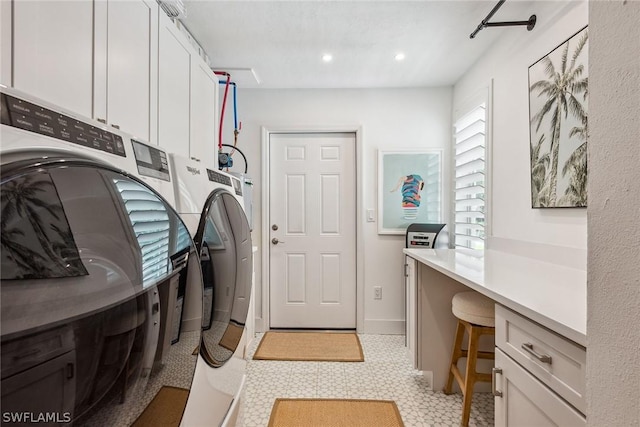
[374,286,382,300]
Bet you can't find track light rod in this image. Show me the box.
[470,0,537,39]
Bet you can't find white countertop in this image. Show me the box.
[403,248,587,347]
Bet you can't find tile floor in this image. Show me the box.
[238,333,493,427]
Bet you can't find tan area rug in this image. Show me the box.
[132,386,189,427]
[268,398,405,427]
[219,322,244,351]
[253,332,364,362]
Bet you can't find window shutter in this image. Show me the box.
[453,103,486,250]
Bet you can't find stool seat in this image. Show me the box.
[452,291,495,327]
[445,291,496,427]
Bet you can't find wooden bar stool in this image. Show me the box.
[444,291,495,427]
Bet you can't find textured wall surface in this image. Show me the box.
[587,1,640,425]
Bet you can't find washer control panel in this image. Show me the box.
[0,93,126,157]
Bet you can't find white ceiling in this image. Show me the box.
[181,0,539,89]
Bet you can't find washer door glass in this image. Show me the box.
[0,160,202,425]
[197,190,252,367]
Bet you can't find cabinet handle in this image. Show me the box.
[190,157,201,162]
[404,263,408,278]
[66,363,75,379]
[96,118,106,124]
[492,367,503,397]
[521,342,552,364]
[111,124,120,130]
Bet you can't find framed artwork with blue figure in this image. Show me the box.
[377,150,442,235]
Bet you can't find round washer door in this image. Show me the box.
[1,157,203,425]
[196,189,252,368]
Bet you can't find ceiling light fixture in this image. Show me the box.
[322,54,333,62]
[395,53,406,61]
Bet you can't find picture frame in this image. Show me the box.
[529,26,588,208]
[377,149,442,235]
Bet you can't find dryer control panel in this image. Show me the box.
[206,168,232,187]
[131,140,170,181]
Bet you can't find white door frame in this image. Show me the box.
[261,125,364,332]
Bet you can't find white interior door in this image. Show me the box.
[269,133,356,329]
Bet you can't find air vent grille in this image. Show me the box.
[158,0,186,19]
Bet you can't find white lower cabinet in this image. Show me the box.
[494,349,585,427]
[494,306,586,426]
[404,256,418,367]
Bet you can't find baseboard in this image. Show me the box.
[363,319,405,335]
[254,317,403,335]
[181,317,201,333]
[488,237,587,270]
[255,317,266,333]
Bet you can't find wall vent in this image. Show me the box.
[157,0,186,19]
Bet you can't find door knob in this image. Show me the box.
[272,224,279,231]
[272,238,284,245]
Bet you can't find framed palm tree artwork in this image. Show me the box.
[529,26,588,208]
[377,149,442,234]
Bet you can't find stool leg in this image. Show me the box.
[444,320,465,395]
[461,326,480,427]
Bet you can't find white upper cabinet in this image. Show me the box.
[158,14,191,157]
[5,0,217,153]
[190,60,218,168]
[158,12,218,166]
[101,0,158,143]
[10,1,94,118]
[5,0,159,143]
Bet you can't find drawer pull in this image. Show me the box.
[492,367,503,397]
[522,342,552,364]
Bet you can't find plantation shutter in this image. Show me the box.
[453,103,486,250]
[114,179,171,283]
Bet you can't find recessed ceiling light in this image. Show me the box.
[322,54,333,62]
[395,52,406,61]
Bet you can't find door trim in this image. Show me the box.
[260,125,364,333]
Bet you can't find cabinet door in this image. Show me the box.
[494,349,585,427]
[12,0,93,117]
[1,1,12,86]
[405,256,418,367]
[190,60,218,168]
[1,351,76,422]
[158,14,191,157]
[104,0,158,142]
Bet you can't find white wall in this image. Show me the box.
[453,1,588,265]
[223,88,452,333]
[587,1,640,425]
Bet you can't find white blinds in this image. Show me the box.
[453,103,486,250]
[114,179,170,284]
